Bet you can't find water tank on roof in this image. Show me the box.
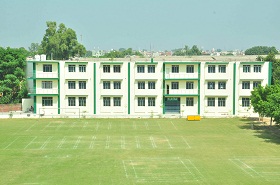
[40,54,46,61]
[34,55,40,61]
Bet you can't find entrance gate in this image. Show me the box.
[165,97,180,114]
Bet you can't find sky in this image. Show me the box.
[1,0,279,51]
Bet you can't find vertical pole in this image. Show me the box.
[128,63,130,114]
[233,63,236,115]
[94,63,96,114]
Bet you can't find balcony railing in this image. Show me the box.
[28,88,58,94]
[28,72,59,79]
[165,73,199,79]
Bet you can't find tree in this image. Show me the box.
[28,43,41,57]
[41,21,86,60]
[245,46,278,55]
[172,45,202,56]
[0,47,29,104]
[101,48,143,58]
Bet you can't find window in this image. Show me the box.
[113,97,121,106]
[242,81,250,89]
[68,65,76,72]
[148,81,155,89]
[218,98,226,107]
[148,65,155,73]
[243,65,250,73]
[79,97,86,106]
[43,64,52,72]
[186,65,194,73]
[208,65,215,73]
[218,65,226,73]
[113,81,121,89]
[68,81,76,89]
[242,98,250,107]
[172,65,179,73]
[103,81,110,89]
[186,97,194,106]
[186,82,194,89]
[171,82,179,89]
[79,65,86,72]
[148,97,155,106]
[137,65,145,73]
[208,82,215,89]
[207,98,215,107]
[68,97,76,106]
[253,81,261,88]
[103,65,110,73]
[138,81,145,89]
[218,82,226,89]
[138,97,145,106]
[254,65,261,73]
[79,81,86,89]
[113,65,121,73]
[42,81,52,89]
[42,97,53,106]
[103,97,111,106]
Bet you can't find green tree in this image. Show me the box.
[172,45,202,56]
[245,46,278,55]
[41,21,86,60]
[28,43,41,57]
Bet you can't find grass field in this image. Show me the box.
[0,118,280,185]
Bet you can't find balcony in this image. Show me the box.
[28,72,59,79]
[100,72,125,80]
[239,72,265,80]
[100,89,124,96]
[165,89,199,96]
[134,89,158,96]
[28,88,58,95]
[165,73,199,79]
[134,72,158,80]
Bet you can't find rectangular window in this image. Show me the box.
[103,65,110,73]
[43,64,52,72]
[137,65,145,73]
[138,97,145,106]
[79,97,86,106]
[218,65,226,73]
[218,82,226,89]
[207,97,215,107]
[103,97,111,106]
[68,65,76,72]
[242,81,250,89]
[148,97,155,106]
[242,98,250,107]
[208,82,215,89]
[42,97,53,106]
[186,97,194,106]
[42,81,52,89]
[171,82,179,89]
[68,97,76,106]
[68,81,76,89]
[186,82,194,89]
[103,81,110,89]
[186,65,194,73]
[113,65,121,73]
[113,81,121,89]
[148,81,155,89]
[218,98,226,107]
[253,81,261,88]
[113,97,121,106]
[138,81,145,89]
[254,65,261,73]
[172,65,179,73]
[148,65,155,73]
[208,65,215,73]
[79,81,86,89]
[243,65,250,73]
[79,65,86,72]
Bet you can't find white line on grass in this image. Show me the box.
[157,122,162,130]
[57,137,66,149]
[145,122,149,130]
[55,122,64,131]
[89,136,96,149]
[106,136,110,149]
[229,159,259,177]
[108,122,111,130]
[237,159,260,176]
[25,123,37,131]
[181,136,191,149]
[135,136,141,149]
[178,157,196,179]
[70,122,76,128]
[122,160,129,178]
[24,137,37,149]
[150,136,157,148]
[95,122,100,131]
[187,159,204,177]
[165,136,173,149]
[4,137,19,149]
[41,122,52,131]
[171,121,178,130]
[121,136,125,149]
[130,160,138,178]
[133,121,137,130]
[73,136,82,149]
[83,122,88,129]
[40,136,53,149]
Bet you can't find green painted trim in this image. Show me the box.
[101,62,123,64]
[128,63,130,114]
[205,62,229,64]
[65,62,88,64]
[164,78,199,81]
[94,63,96,114]
[135,62,158,64]
[163,63,165,114]
[240,62,265,64]
[198,63,201,115]
[233,63,236,115]
[28,60,59,64]
[34,96,36,114]
[58,63,60,114]
[164,62,200,64]
[268,62,272,85]
[164,94,199,97]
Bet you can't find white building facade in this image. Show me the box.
[27,57,272,118]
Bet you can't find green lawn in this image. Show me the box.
[0,118,279,185]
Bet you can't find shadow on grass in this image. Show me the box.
[239,118,280,145]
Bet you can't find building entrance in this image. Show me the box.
[165,97,180,114]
